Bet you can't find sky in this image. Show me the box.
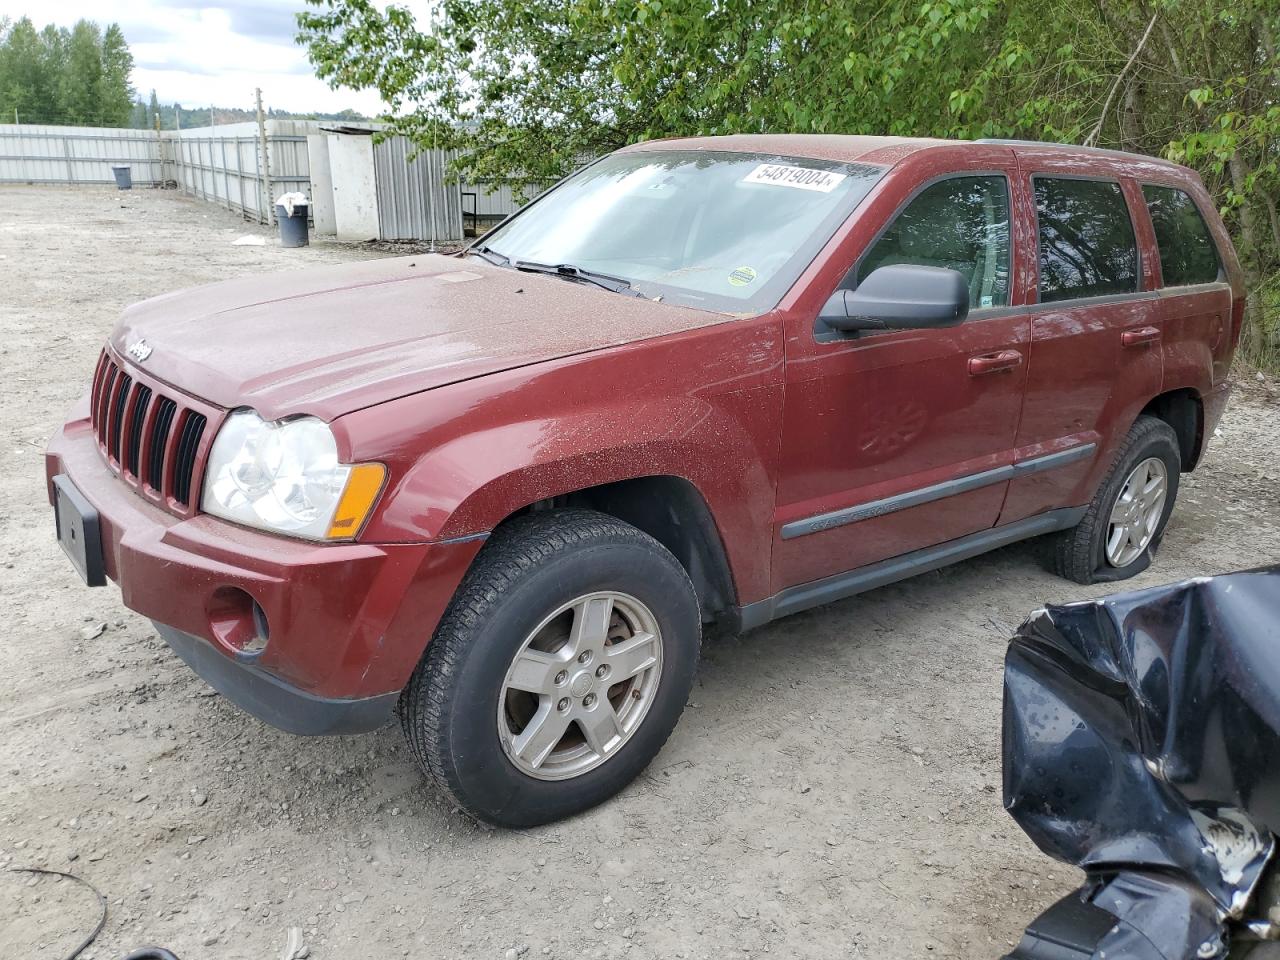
[0,0,433,115]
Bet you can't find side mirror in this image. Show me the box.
[819,264,970,333]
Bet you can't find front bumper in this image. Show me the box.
[47,413,486,730]
[156,623,398,734]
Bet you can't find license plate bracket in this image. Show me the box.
[53,474,106,587]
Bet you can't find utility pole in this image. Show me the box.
[427,3,439,252]
[154,110,164,186]
[12,108,17,125]
[255,87,270,225]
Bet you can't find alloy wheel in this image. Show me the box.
[497,591,663,781]
[1105,456,1168,567]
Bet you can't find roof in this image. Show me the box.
[621,133,1186,173]
[622,134,951,166]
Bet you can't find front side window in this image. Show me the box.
[1142,185,1221,287]
[481,150,885,314]
[858,175,1011,309]
[1035,177,1138,302]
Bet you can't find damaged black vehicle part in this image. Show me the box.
[1000,566,1280,960]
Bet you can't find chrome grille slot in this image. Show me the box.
[108,373,133,462]
[171,411,207,507]
[148,396,178,492]
[125,385,152,477]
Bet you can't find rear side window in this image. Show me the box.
[1034,178,1138,302]
[858,175,1011,309]
[1142,185,1221,287]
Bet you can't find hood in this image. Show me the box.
[109,254,729,420]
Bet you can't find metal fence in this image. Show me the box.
[172,121,311,224]
[0,124,166,185]
[0,122,536,241]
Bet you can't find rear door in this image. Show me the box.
[999,163,1164,525]
[773,155,1032,591]
[1141,183,1234,389]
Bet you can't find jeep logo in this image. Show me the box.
[127,339,152,362]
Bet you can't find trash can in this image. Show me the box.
[110,165,132,190]
[275,203,309,248]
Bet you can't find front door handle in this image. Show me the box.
[1122,325,1161,347]
[968,349,1023,376]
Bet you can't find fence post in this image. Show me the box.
[236,137,246,217]
[255,88,270,225]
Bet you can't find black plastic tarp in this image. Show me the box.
[1002,566,1280,959]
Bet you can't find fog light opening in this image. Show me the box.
[207,586,269,657]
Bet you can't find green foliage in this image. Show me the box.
[0,17,134,127]
[99,25,134,127]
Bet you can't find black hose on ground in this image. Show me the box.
[8,867,107,960]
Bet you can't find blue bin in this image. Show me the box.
[111,165,132,190]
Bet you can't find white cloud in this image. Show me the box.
[0,0,435,115]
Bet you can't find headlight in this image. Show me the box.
[201,409,385,541]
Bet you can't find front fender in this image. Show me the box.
[335,318,785,604]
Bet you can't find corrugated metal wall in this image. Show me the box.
[373,137,463,242]
[172,121,311,223]
[0,124,166,185]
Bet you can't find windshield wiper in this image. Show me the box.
[512,260,645,298]
[466,243,511,266]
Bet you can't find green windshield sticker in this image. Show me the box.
[728,266,758,287]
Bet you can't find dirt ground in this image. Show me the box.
[1,185,1277,960]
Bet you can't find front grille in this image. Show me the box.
[89,349,214,515]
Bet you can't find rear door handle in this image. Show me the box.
[968,349,1023,376]
[1122,325,1161,347]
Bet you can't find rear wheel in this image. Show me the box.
[400,509,700,827]
[1051,415,1181,585]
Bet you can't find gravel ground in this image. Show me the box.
[1,185,1278,960]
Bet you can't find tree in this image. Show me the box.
[100,23,134,126]
[129,95,148,128]
[60,19,104,125]
[297,0,1280,367]
[0,17,135,126]
[0,17,60,123]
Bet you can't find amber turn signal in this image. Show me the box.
[326,463,387,539]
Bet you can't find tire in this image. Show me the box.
[399,508,701,827]
[1050,415,1182,585]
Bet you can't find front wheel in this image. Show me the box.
[400,509,701,827]
[1050,415,1182,585]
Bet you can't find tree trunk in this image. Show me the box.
[1120,79,1141,151]
[1229,150,1265,361]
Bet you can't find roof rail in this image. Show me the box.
[975,138,1161,163]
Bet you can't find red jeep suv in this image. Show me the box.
[47,135,1241,826]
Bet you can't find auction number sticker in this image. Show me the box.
[743,163,847,193]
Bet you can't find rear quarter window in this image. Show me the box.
[1142,185,1222,287]
[1034,177,1138,303]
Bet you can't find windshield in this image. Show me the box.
[479,150,885,313]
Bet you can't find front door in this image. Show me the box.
[773,168,1031,592]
